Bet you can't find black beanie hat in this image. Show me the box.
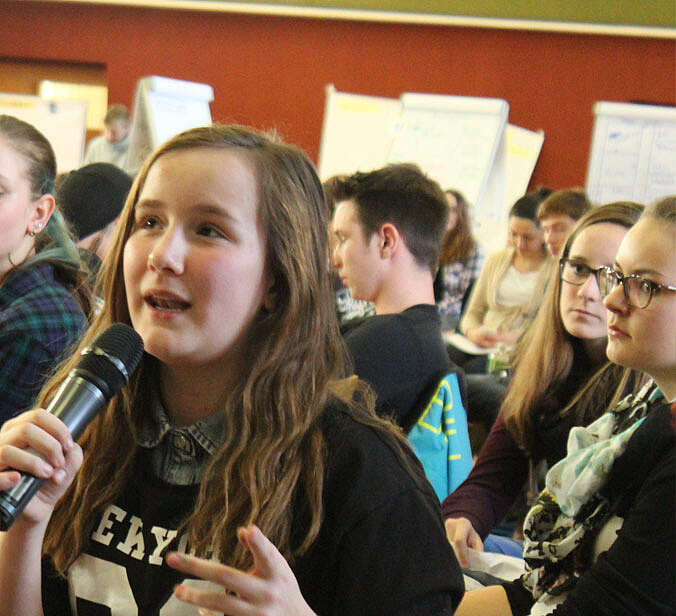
[57,163,133,240]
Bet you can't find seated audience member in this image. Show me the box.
[537,188,593,257]
[324,174,376,326]
[0,115,91,425]
[330,164,452,430]
[460,190,593,432]
[435,189,485,332]
[57,162,132,283]
[451,188,553,372]
[456,195,675,616]
[0,125,464,615]
[83,104,131,170]
[443,202,644,566]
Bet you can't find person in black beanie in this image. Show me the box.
[57,162,132,283]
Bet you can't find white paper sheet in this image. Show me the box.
[465,548,526,581]
[443,332,496,355]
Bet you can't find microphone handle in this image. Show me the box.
[0,376,106,531]
[47,374,107,440]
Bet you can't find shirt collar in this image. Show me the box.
[138,386,225,456]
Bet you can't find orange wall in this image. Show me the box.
[3,1,675,189]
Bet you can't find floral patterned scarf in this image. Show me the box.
[520,380,663,615]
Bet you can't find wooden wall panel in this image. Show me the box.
[0,57,107,143]
[0,58,106,94]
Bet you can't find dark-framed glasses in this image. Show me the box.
[559,258,610,289]
[597,267,676,309]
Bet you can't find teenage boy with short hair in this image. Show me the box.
[330,164,453,430]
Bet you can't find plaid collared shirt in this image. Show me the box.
[0,260,86,424]
[436,244,485,332]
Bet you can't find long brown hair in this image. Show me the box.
[439,189,476,264]
[503,202,645,454]
[41,125,403,573]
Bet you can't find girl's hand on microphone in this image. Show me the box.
[0,409,83,525]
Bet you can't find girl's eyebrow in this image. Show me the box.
[135,199,163,211]
[613,261,664,278]
[135,199,240,224]
[192,203,239,223]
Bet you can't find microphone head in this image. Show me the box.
[75,323,144,399]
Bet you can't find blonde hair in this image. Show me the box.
[42,125,402,573]
[503,202,645,454]
[642,195,676,224]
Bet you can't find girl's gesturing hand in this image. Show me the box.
[167,525,316,616]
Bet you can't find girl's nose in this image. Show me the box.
[578,272,601,300]
[147,229,186,275]
[604,280,628,314]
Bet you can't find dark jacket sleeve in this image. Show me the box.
[295,405,464,615]
[441,413,529,538]
[330,486,465,616]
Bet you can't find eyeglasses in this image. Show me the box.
[559,258,610,289]
[597,268,676,309]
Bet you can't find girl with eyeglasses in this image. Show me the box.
[455,195,675,616]
[443,202,645,567]
[598,263,676,310]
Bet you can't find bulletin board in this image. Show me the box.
[0,93,87,172]
[318,87,544,253]
[586,102,676,205]
[126,75,214,174]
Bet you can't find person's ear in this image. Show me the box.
[262,275,277,312]
[27,193,55,236]
[378,223,399,259]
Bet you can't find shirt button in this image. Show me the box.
[174,433,189,451]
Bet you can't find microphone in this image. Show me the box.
[0,323,144,531]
